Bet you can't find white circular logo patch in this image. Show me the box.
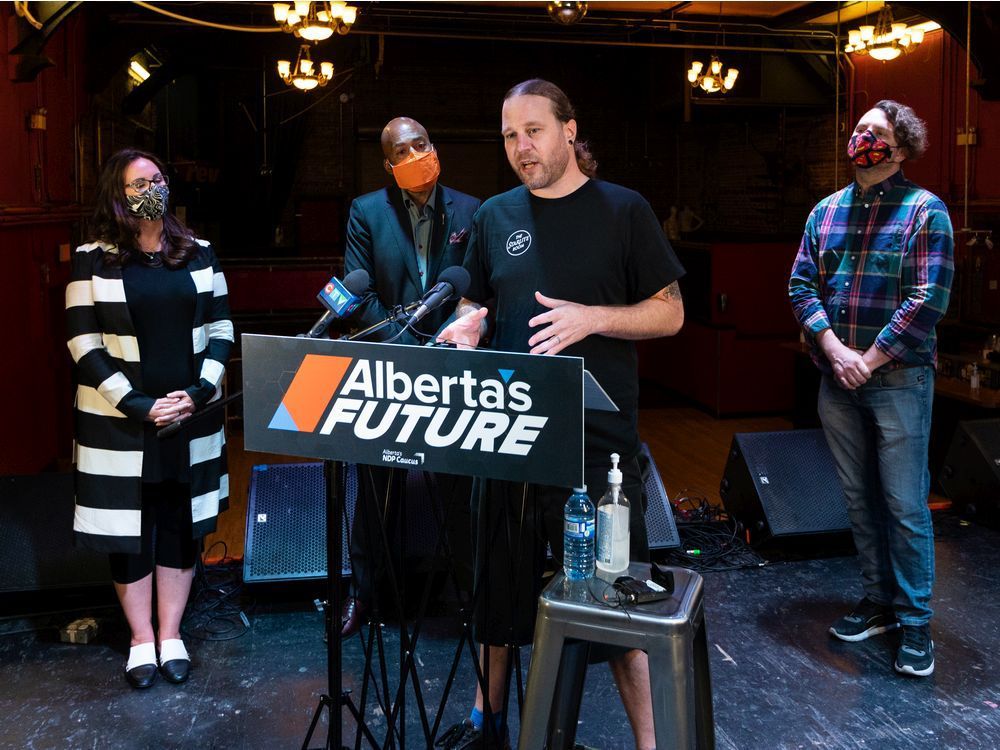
[505,230,532,257]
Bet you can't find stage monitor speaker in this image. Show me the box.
[639,443,680,551]
[243,462,444,584]
[940,419,1000,518]
[0,473,111,593]
[244,462,357,583]
[720,430,852,549]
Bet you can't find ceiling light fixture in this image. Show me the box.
[547,1,588,25]
[687,55,739,94]
[273,1,358,41]
[277,44,334,91]
[128,59,150,83]
[844,4,927,61]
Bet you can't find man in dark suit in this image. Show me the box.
[341,117,480,636]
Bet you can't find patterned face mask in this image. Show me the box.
[126,183,170,220]
[847,129,894,169]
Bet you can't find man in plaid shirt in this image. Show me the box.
[789,100,954,678]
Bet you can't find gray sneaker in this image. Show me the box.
[829,597,900,642]
[894,624,934,677]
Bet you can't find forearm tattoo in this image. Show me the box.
[656,282,681,302]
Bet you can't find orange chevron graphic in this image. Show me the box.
[276,354,353,432]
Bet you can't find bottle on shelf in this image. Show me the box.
[563,485,595,581]
[596,453,630,575]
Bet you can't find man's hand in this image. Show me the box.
[831,349,871,389]
[437,306,488,350]
[528,291,598,355]
[862,345,892,373]
[817,329,871,389]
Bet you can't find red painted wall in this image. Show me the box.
[0,6,88,473]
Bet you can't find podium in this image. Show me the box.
[242,334,595,748]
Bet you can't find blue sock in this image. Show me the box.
[469,707,484,730]
[469,708,504,734]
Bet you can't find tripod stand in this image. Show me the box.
[301,458,380,750]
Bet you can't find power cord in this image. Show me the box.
[663,519,767,573]
[182,542,253,641]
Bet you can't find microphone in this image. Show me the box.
[305,268,369,338]
[408,266,470,326]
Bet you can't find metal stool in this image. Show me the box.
[518,563,714,750]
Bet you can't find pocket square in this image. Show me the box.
[449,228,469,245]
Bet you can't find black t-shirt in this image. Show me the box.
[463,179,685,466]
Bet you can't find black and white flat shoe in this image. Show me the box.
[125,642,158,689]
[158,638,190,684]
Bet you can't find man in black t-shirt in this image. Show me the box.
[436,80,684,750]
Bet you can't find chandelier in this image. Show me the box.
[277,44,334,90]
[844,4,924,61]
[273,1,358,41]
[547,2,588,25]
[687,55,739,94]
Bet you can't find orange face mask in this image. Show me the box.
[390,148,441,193]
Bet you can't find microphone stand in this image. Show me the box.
[349,301,420,343]
[302,301,433,750]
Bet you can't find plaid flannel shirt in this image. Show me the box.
[789,170,954,374]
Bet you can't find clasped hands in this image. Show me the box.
[831,349,872,390]
[438,291,595,355]
[148,390,195,427]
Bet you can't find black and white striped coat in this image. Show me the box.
[65,239,234,553]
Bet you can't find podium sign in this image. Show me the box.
[242,334,584,487]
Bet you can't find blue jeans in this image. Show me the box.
[817,366,935,625]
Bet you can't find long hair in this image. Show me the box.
[91,148,198,268]
[504,79,598,177]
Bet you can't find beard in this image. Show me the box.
[513,144,571,190]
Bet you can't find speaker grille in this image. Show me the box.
[244,462,358,583]
[640,443,681,550]
[722,430,850,544]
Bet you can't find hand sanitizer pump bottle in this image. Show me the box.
[596,453,630,574]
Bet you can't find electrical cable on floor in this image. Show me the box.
[663,510,768,573]
[182,542,253,641]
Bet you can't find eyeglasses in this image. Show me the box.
[124,173,168,192]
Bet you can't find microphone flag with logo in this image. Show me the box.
[306,268,370,338]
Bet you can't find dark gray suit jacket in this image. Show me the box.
[344,184,481,344]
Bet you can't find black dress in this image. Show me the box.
[122,256,198,483]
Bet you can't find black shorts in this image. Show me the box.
[471,456,649,647]
[109,481,199,584]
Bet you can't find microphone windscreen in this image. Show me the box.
[342,268,370,295]
[437,265,471,300]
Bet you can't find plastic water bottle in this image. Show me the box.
[563,485,595,580]
[596,453,630,574]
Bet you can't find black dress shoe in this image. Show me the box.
[125,663,158,689]
[160,658,190,684]
[341,597,368,638]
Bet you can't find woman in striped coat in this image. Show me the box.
[66,149,233,689]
